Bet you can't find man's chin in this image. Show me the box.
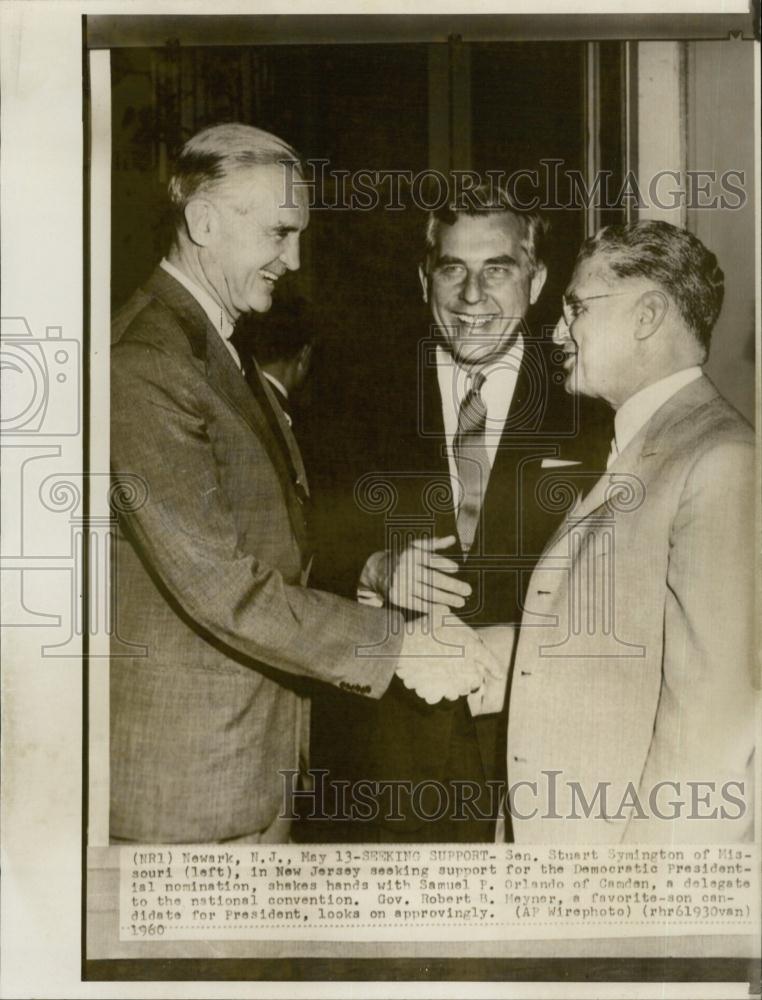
[244,289,274,314]
[451,342,506,369]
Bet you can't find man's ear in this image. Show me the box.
[418,263,429,304]
[634,289,669,341]
[529,264,547,305]
[184,198,217,248]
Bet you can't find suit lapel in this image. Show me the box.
[541,374,719,556]
[420,366,458,538]
[143,267,311,555]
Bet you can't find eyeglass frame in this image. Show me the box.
[561,288,658,328]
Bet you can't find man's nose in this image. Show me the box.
[280,236,301,272]
[552,315,570,343]
[459,271,485,304]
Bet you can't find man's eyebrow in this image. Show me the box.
[271,223,301,234]
[434,253,520,267]
[433,253,465,267]
[484,254,519,266]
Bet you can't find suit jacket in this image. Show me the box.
[109,267,400,843]
[506,375,756,842]
[310,332,610,837]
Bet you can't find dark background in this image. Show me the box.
[111,41,626,490]
[94,28,758,989]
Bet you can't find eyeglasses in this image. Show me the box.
[561,289,653,327]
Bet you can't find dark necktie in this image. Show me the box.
[453,371,491,553]
[229,327,311,512]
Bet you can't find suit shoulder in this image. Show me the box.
[705,393,754,442]
[112,290,195,366]
[666,395,754,502]
[684,393,754,455]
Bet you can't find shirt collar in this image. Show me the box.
[262,371,289,400]
[160,258,234,341]
[614,366,703,455]
[435,335,525,402]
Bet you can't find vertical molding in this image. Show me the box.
[87,48,111,848]
[449,35,471,173]
[623,41,639,225]
[636,41,686,227]
[583,42,601,237]
[428,37,472,176]
[686,39,757,424]
[427,43,450,174]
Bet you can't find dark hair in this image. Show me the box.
[423,180,549,274]
[576,220,724,353]
[232,297,316,366]
[168,122,301,227]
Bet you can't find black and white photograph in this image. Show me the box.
[1,2,760,998]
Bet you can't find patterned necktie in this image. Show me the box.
[453,370,491,553]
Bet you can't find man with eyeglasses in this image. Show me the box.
[480,219,755,842]
[310,184,609,842]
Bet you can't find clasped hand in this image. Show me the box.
[395,604,502,705]
[368,534,471,614]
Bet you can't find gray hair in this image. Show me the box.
[168,122,301,225]
[423,181,549,275]
[576,220,724,354]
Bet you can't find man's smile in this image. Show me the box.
[449,312,501,330]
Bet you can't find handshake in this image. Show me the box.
[359,534,505,706]
[395,604,503,706]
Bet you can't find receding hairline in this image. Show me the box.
[423,208,540,270]
[167,123,303,220]
[196,159,304,200]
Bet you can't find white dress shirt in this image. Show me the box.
[262,371,292,425]
[160,258,240,369]
[608,366,703,467]
[436,337,525,513]
[358,337,526,605]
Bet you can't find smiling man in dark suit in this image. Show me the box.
[311,184,608,842]
[109,123,498,845]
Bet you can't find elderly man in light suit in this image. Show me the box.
[110,123,495,844]
[476,220,755,843]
